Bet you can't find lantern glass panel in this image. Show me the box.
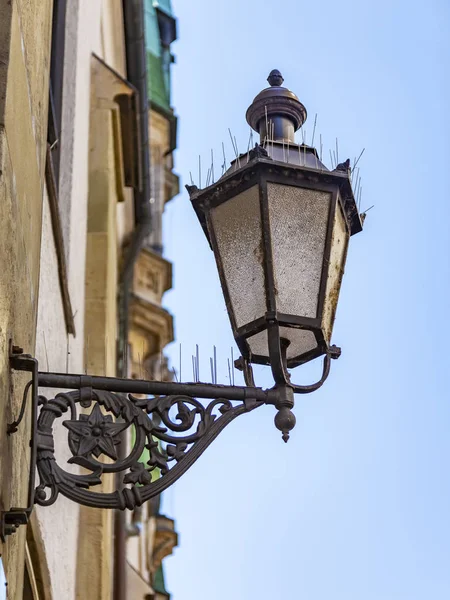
[210,185,266,329]
[322,200,349,341]
[247,327,318,360]
[267,183,331,318]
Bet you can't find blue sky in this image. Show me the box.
[161,1,450,598]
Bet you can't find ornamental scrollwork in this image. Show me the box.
[35,387,264,511]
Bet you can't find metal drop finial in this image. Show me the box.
[274,406,296,443]
[267,69,284,87]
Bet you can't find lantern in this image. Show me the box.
[187,70,362,382]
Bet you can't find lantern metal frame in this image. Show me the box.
[188,153,362,388]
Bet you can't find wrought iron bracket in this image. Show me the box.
[3,346,337,540]
[1,346,39,542]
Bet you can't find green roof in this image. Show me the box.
[144,0,172,111]
[153,565,169,596]
[147,52,170,111]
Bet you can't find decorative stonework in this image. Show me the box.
[151,515,178,572]
[129,295,174,374]
[164,167,179,204]
[133,248,172,305]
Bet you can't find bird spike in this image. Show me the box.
[311,114,317,147]
[352,147,366,172]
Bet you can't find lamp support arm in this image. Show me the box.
[3,343,338,540]
[3,350,270,539]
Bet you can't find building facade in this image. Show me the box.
[0,1,178,598]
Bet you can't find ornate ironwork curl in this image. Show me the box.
[35,387,264,511]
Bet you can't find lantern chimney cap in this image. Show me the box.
[246,70,307,137]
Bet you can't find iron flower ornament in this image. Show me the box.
[64,403,128,461]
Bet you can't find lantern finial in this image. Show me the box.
[267,69,284,87]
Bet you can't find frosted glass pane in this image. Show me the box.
[247,327,317,360]
[210,186,266,328]
[267,183,330,318]
[322,203,349,341]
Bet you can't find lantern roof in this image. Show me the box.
[224,142,328,176]
[187,157,363,243]
[186,70,363,246]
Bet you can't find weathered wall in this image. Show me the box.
[0,1,146,597]
[0,0,53,597]
[34,2,130,599]
[35,186,80,600]
[34,1,93,597]
[57,3,132,599]
[76,97,119,600]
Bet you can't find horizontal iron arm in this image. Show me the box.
[37,372,270,403]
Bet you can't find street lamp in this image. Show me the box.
[3,70,363,539]
[187,69,361,397]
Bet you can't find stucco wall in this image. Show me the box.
[0,0,140,596]
[34,1,95,596]
[34,2,127,599]
[0,1,53,597]
[35,187,80,600]
[34,2,135,599]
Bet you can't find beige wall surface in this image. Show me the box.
[34,1,95,597]
[0,0,175,596]
[34,1,132,599]
[35,186,81,600]
[0,1,53,597]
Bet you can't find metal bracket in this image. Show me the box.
[290,345,340,395]
[3,344,338,539]
[0,510,29,542]
[1,345,39,542]
[3,350,274,539]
